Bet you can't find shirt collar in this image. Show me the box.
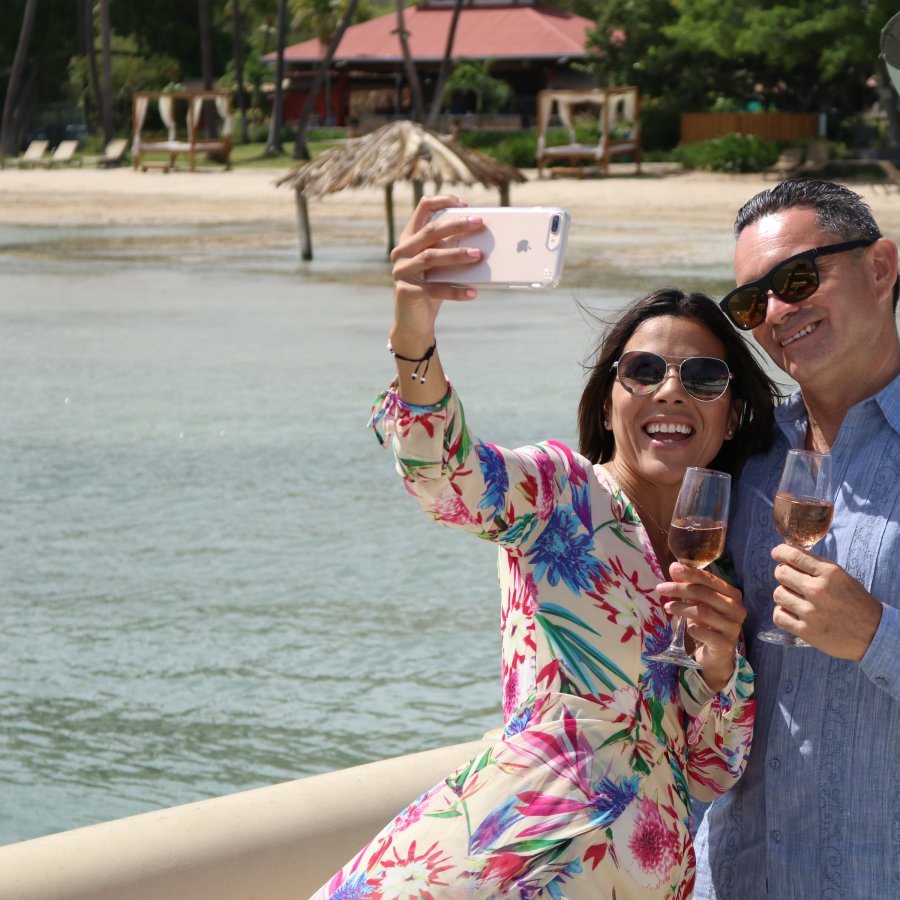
[774,373,900,443]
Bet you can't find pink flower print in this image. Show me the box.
[390,795,427,833]
[502,664,520,720]
[610,797,678,889]
[533,451,558,521]
[370,840,454,900]
[427,484,479,525]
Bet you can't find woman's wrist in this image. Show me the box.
[388,328,436,359]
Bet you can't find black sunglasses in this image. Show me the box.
[719,238,876,331]
[613,350,733,402]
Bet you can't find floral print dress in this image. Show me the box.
[311,383,755,900]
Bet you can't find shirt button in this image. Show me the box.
[769,758,781,771]
[875,677,888,687]
[772,830,783,843]
[783,681,793,693]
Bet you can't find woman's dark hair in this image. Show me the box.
[577,288,779,477]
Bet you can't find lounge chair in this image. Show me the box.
[40,140,83,168]
[85,138,128,168]
[764,146,804,180]
[4,139,50,168]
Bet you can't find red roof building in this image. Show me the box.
[269,0,597,126]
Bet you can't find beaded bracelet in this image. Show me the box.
[387,340,436,384]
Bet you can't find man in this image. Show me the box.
[694,178,900,898]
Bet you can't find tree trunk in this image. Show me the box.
[266,0,288,155]
[877,64,900,150]
[85,0,102,134]
[1,0,39,156]
[231,0,250,144]
[425,0,463,130]
[199,0,216,138]
[99,0,114,144]
[293,0,361,161]
[395,0,424,123]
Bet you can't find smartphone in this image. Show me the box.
[424,206,571,289]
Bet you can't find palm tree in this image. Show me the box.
[199,0,216,137]
[395,0,424,123]
[229,0,251,143]
[292,0,361,160]
[1,0,40,156]
[82,0,102,134]
[266,0,289,154]
[425,0,464,130]
[99,0,115,143]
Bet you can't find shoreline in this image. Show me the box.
[3,165,899,288]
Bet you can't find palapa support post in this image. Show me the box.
[412,180,424,206]
[499,183,510,206]
[385,183,395,259]
[295,189,313,261]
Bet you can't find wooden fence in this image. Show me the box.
[680,112,820,144]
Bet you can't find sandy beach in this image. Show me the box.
[2,163,899,284]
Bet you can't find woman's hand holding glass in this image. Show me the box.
[657,565,747,691]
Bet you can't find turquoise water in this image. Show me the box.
[1,221,646,845]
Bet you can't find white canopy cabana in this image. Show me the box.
[536,87,641,178]
[131,91,233,172]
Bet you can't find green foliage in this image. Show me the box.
[444,60,514,115]
[664,0,898,116]
[454,130,538,168]
[673,132,779,172]
[639,96,682,152]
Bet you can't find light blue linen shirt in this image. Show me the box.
[694,374,900,899]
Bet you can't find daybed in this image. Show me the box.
[131,91,232,173]
[536,87,641,178]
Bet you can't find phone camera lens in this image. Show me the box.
[551,215,560,234]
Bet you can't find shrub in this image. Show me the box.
[455,130,538,168]
[673,132,779,173]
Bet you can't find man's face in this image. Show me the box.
[734,207,887,393]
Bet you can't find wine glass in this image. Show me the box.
[758,448,833,647]
[647,467,731,669]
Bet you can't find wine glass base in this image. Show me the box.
[758,629,810,648]
[646,649,703,669]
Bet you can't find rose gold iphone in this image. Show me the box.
[424,206,570,289]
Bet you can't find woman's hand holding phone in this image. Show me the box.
[388,195,485,403]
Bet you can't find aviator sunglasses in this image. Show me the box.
[719,238,876,331]
[613,350,733,402]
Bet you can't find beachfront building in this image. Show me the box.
[268,0,597,129]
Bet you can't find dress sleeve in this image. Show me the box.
[678,651,755,803]
[368,380,592,549]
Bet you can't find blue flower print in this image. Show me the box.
[526,506,608,594]
[477,442,509,514]
[642,619,679,704]
[588,774,640,826]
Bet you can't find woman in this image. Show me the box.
[313,196,777,899]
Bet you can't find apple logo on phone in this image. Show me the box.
[516,239,531,253]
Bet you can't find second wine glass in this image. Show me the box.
[647,467,731,669]
[758,448,834,647]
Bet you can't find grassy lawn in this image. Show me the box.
[61,139,344,171]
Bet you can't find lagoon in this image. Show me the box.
[0,222,642,845]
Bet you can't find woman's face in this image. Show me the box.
[606,316,740,489]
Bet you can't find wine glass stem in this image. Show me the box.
[669,615,689,653]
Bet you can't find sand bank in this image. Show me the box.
[2,163,898,285]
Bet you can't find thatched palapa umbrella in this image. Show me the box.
[276,120,526,260]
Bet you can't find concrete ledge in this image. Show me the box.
[0,739,491,900]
